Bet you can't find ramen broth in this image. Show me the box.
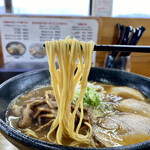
[6,82,150,147]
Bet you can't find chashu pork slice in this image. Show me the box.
[116,98,150,118]
[93,114,150,147]
[108,87,145,101]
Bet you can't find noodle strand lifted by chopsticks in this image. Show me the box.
[45,37,94,146]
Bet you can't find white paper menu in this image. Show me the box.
[0,17,99,66]
[92,0,113,17]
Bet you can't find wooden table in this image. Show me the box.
[0,133,18,150]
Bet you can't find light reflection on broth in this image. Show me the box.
[6,82,150,148]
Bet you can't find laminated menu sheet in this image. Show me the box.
[0,17,99,66]
[91,0,113,17]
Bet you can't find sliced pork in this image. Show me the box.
[93,114,150,147]
[116,98,150,118]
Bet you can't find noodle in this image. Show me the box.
[22,129,38,138]
[45,37,94,146]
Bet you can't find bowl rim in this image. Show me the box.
[0,67,150,150]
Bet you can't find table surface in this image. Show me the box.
[0,133,18,150]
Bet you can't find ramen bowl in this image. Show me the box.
[0,67,150,150]
[29,43,46,58]
[6,42,26,56]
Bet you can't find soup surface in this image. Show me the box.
[6,82,150,147]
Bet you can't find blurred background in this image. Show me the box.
[1,0,150,17]
[0,0,150,80]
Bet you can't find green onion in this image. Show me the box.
[72,86,103,109]
[72,83,114,117]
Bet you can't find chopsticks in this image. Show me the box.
[43,44,150,53]
[104,25,146,70]
[94,45,150,53]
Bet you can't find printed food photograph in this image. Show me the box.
[6,42,26,56]
[29,43,46,58]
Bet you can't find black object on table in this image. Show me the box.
[104,24,146,70]
[0,62,49,84]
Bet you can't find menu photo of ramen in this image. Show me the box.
[6,42,26,56]
[29,43,46,58]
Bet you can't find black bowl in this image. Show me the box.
[0,67,150,150]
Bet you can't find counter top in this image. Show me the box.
[0,133,18,150]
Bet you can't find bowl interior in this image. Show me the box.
[0,67,150,150]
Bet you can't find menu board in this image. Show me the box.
[0,17,99,66]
